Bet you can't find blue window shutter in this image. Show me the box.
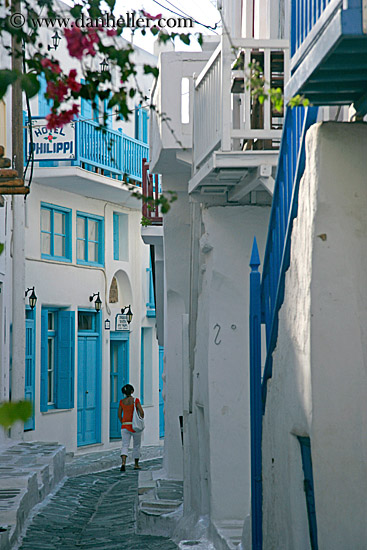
[142,109,148,144]
[135,106,141,140]
[104,98,112,129]
[56,311,75,409]
[113,213,119,260]
[40,309,48,412]
[38,74,50,116]
[93,96,99,123]
[81,80,92,120]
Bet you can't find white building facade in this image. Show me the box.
[1,10,164,452]
[144,0,288,546]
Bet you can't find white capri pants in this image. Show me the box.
[121,428,142,459]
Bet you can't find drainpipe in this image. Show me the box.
[10,0,26,439]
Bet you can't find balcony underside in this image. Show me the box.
[286,6,367,113]
[29,166,141,207]
[188,150,278,204]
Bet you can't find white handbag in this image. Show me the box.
[132,399,145,433]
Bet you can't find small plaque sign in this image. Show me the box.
[115,314,129,331]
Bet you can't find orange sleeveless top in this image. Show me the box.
[120,398,140,433]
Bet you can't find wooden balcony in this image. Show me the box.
[286,0,367,114]
[189,35,289,202]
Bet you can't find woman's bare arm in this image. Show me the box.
[137,400,144,418]
[118,403,123,423]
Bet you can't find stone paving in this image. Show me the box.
[15,459,177,550]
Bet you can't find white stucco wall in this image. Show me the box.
[161,175,192,479]
[23,181,161,451]
[190,204,270,525]
[262,122,367,549]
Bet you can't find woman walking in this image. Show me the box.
[118,384,144,472]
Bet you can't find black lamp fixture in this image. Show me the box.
[25,287,37,310]
[100,58,109,72]
[104,319,111,330]
[89,292,102,312]
[121,305,133,324]
[48,30,61,51]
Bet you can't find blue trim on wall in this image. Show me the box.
[140,328,144,405]
[76,211,105,267]
[41,202,72,263]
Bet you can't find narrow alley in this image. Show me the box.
[16,459,177,550]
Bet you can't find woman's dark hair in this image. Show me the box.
[121,384,134,396]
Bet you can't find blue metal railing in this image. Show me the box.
[78,119,122,176]
[122,134,149,183]
[260,106,318,408]
[26,117,148,183]
[249,106,318,550]
[291,0,339,55]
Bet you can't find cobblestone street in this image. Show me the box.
[16,459,177,550]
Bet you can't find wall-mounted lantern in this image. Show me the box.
[25,287,37,309]
[121,305,133,324]
[104,319,111,330]
[89,292,102,312]
[48,31,61,51]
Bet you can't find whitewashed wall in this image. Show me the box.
[188,205,270,528]
[23,181,161,451]
[262,122,367,549]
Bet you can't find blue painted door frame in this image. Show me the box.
[24,308,35,431]
[109,331,129,439]
[159,346,164,438]
[77,311,102,446]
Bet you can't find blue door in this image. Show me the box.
[159,346,165,438]
[77,311,101,446]
[24,310,35,431]
[109,332,129,439]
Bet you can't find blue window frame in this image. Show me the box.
[41,203,72,262]
[76,211,104,267]
[40,308,75,411]
[24,307,36,431]
[113,212,128,261]
[135,106,148,144]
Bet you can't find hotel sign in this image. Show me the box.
[27,118,76,161]
[115,314,129,331]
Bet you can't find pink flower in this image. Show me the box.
[46,104,79,130]
[67,69,81,92]
[41,58,62,74]
[64,26,85,59]
[142,10,162,20]
[46,80,68,102]
[106,29,117,37]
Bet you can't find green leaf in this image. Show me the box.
[143,65,159,78]
[0,243,4,255]
[0,69,18,100]
[70,4,83,18]
[0,401,33,429]
[21,73,40,98]
[179,33,190,45]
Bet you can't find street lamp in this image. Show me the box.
[48,31,61,51]
[25,287,37,309]
[100,58,109,72]
[121,305,133,324]
[89,292,102,312]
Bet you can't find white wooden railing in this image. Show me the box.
[193,35,290,172]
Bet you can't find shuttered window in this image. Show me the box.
[40,309,75,411]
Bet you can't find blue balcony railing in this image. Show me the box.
[291,0,335,56]
[287,0,367,112]
[26,117,149,183]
